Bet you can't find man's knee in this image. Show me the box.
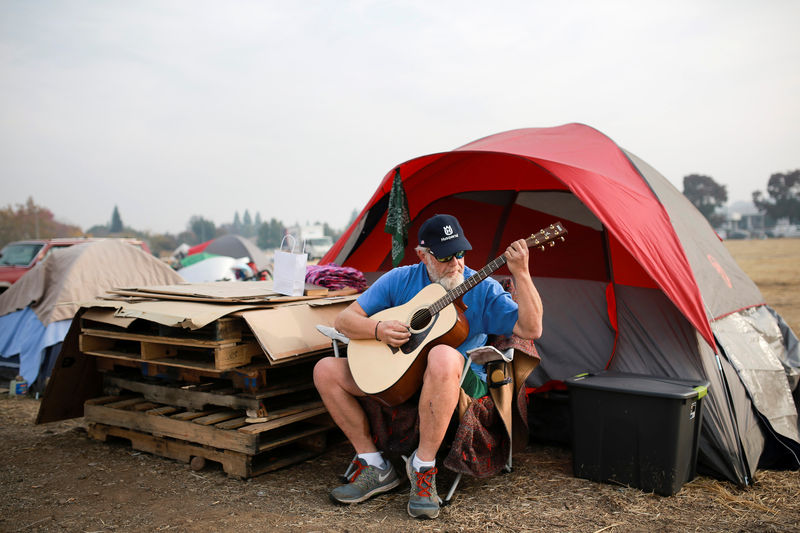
[313,356,340,390]
[425,346,463,382]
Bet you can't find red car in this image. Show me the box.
[0,238,151,293]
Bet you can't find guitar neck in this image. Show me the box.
[429,256,507,314]
[428,221,566,315]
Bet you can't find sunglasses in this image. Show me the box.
[429,249,466,263]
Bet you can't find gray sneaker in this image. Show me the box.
[403,451,442,519]
[329,458,400,504]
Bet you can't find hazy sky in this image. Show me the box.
[2,1,798,235]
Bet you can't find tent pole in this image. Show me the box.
[602,227,618,369]
[714,351,752,486]
[486,190,518,265]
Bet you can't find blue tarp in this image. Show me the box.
[0,307,71,385]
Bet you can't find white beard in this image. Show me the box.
[436,271,464,291]
[424,258,464,291]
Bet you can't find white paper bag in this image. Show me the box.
[273,235,308,296]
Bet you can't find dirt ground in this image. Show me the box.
[1,396,798,533]
[2,239,800,532]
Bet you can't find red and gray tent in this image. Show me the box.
[323,123,800,485]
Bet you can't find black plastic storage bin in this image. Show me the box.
[565,371,709,496]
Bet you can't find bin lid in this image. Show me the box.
[565,371,709,400]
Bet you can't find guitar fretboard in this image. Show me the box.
[426,221,565,316]
[429,255,507,314]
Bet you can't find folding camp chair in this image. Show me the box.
[316,325,349,358]
[443,344,515,503]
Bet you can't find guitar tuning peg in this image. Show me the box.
[549,241,555,247]
[560,237,565,242]
[539,245,545,251]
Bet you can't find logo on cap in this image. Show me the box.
[443,225,453,236]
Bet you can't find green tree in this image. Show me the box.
[110,205,124,233]
[0,197,82,247]
[85,224,110,237]
[188,216,216,245]
[323,222,343,242]
[752,170,800,224]
[242,210,253,237]
[683,174,728,227]
[257,218,286,249]
[176,230,196,246]
[147,232,178,259]
[233,211,242,234]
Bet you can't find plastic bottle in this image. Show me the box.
[10,375,28,396]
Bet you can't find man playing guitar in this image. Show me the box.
[313,213,543,519]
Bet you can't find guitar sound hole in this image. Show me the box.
[410,309,432,331]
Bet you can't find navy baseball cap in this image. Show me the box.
[418,214,472,259]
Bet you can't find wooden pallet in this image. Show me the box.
[86,422,332,478]
[82,315,246,343]
[84,395,335,477]
[79,329,263,371]
[102,372,319,416]
[92,355,323,394]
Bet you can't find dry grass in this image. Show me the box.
[724,238,800,333]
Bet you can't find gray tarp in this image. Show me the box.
[0,240,184,325]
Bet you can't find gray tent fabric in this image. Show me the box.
[528,278,614,388]
[203,235,270,272]
[714,353,765,482]
[611,286,706,379]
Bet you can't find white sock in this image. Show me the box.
[412,453,436,471]
[358,451,387,469]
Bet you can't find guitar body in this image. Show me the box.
[348,283,469,407]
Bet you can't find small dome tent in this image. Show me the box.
[322,123,800,485]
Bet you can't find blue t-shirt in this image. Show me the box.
[357,262,518,381]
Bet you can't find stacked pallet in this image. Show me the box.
[84,392,331,477]
[70,283,355,478]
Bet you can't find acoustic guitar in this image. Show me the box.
[348,221,567,406]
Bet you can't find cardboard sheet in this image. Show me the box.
[79,299,260,329]
[80,294,358,331]
[112,281,280,298]
[81,307,137,328]
[109,280,331,303]
[243,301,350,362]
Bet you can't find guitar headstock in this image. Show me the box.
[525,221,567,252]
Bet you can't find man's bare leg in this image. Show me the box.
[313,357,376,453]
[416,345,464,462]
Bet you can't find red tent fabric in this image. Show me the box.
[187,240,212,256]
